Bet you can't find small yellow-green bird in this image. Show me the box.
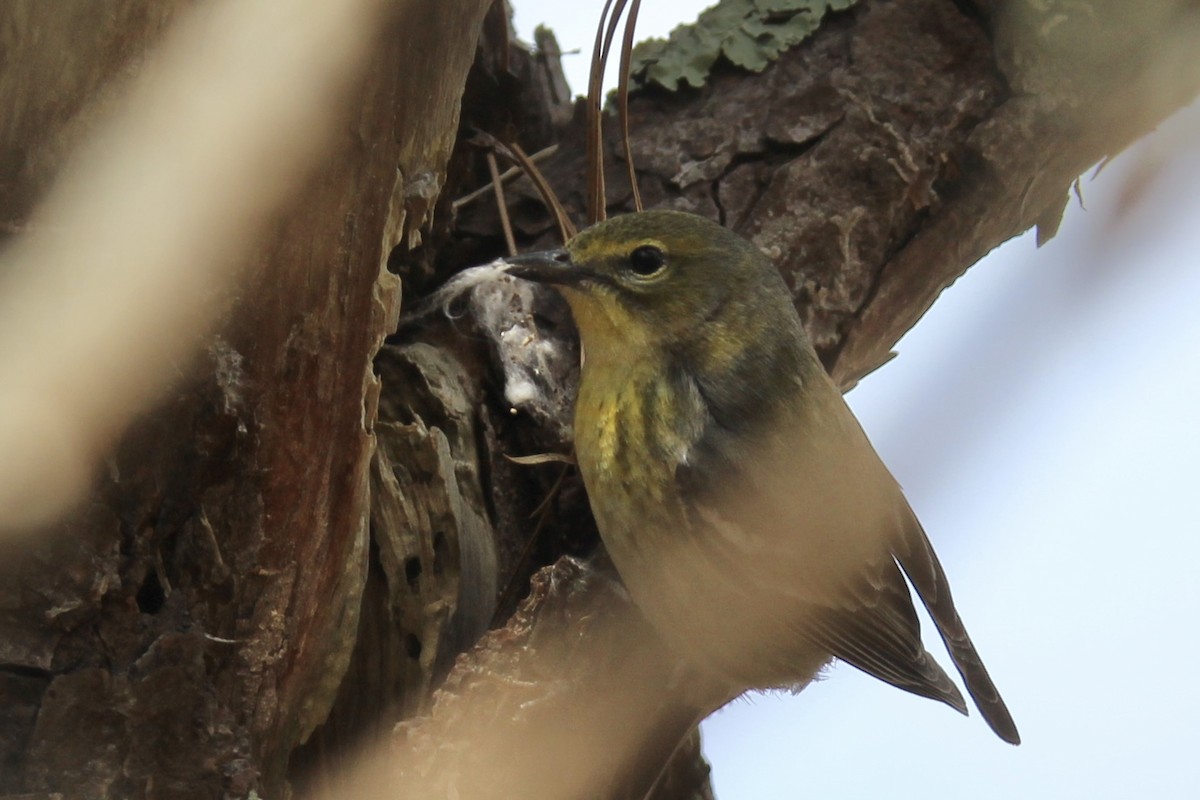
[503,209,1019,744]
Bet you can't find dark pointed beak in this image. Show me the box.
[502,249,588,287]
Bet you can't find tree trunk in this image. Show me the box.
[0,1,1196,799]
[0,1,491,797]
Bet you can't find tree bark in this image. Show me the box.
[0,1,491,797]
[0,1,1197,799]
[396,1,1200,797]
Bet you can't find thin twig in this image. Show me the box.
[487,151,517,256]
[489,462,571,628]
[618,0,644,212]
[586,0,620,224]
[528,461,571,520]
[451,145,559,212]
[509,141,577,241]
[472,131,577,241]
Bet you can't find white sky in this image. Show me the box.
[515,3,1200,797]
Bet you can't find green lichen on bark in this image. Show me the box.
[630,0,858,91]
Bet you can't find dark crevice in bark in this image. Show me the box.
[947,0,996,38]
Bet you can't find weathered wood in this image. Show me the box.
[0,1,491,797]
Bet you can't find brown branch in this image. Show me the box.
[372,558,724,800]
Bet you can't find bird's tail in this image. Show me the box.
[897,521,1021,745]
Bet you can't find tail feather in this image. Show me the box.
[898,519,1021,745]
[910,651,969,717]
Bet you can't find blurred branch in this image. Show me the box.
[314,558,721,800]
[0,0,393,531]
[0,0,491,796]
[831,1,1200,387]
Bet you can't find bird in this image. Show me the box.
[502,209,1019,744]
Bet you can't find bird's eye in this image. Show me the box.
[628,244,666,277]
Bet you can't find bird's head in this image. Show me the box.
[503,211,785,354]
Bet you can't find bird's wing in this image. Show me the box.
[675,401,969,715]
[676,366,1019,743]
[800,549,970,713]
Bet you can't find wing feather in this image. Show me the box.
[674,362,1019,743]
